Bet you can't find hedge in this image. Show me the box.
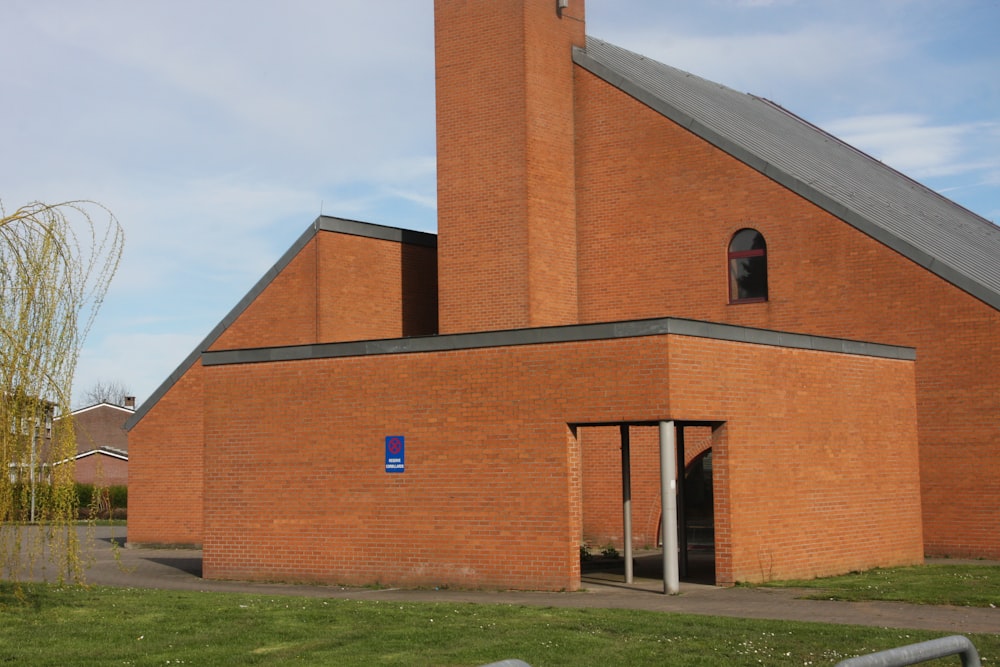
[75,483,127,519]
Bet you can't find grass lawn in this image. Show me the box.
[1,583,998,666]
[759,563,1000,607]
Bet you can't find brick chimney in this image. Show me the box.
[435,0,585,334]
[125,396,136,410]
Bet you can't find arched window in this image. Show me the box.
[728,229,767,303]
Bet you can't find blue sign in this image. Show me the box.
[385,436,405,473]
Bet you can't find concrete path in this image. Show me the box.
[17,526,1000,635]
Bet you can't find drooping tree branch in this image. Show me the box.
[0,200,124,584]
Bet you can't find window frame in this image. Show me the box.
[727,228,768,304]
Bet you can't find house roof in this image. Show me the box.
[574,37,1000,312]
[75,446,129,462]
[63,402,134,418]
[50,446,129,467]
[125,216,436,430]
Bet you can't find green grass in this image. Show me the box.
[0,583,997,666]
[759,564,1000,607]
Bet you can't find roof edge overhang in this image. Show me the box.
[74,448,129,462]
[201,316,916,367]
[572,45,1000,313]
[63,402,135,418]
[125,216,437,431]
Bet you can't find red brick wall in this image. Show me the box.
[435,0,584,333]
[316,233,438,341]
[212,231,438,351]
[580,426,623,548]
[74,453,128,486]
[130,230,437,546]
[128,362,204,546]
[581,425,713,552]
[70,405,130,454]
[573,67,1000,557]
[211,238,319,351]
[669,336,922,583]
[580,426,662,551]
[201,332,919,589]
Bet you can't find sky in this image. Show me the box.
[2,0,998,409]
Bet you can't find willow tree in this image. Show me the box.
[0,200,123,584]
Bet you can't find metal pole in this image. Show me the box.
[659,420,679,594]
[676,426,687,578]
[30,421,37,523]
[834,635,981,667]
[620,424,633,584]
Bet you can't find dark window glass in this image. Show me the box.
[728,229,767,303]
[729,228,766,253]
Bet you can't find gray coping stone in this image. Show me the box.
[201,316,915,367]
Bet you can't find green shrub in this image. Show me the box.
[2,481,76,522]
[108,485,127,509]
[74,483,128,519]
[75,482,94,509]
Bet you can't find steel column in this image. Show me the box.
[659,420,679,594]
[620,424,633,584]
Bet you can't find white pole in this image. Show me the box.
[621,425,633,584]
[659,421,679,594]
[30,420,37,523]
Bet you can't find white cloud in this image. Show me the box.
[822,114,1000,222]
[606,22,901,101]
[825,114,980,178]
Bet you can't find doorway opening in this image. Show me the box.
[681,447,714,583]
[578,422,718,589]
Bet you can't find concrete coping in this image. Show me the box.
[201,316,916,367]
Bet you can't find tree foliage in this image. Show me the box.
[81,379,134,407]
[0,200,123,584]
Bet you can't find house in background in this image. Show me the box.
[61,399,133,486]
[126,0,998,590]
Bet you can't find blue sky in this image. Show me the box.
[2,0,997,408]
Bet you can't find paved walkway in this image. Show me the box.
[19,527,1000,635]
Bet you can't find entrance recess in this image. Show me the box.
[578,419,722,594]
[683,448,714,579]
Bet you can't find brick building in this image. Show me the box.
[61,402,132,486]
[127,1,998,590]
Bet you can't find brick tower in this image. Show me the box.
[434,0,585,333]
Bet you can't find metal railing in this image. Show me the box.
[477,635,982,667]
[835,635,981,667]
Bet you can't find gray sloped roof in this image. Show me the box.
[575,37,1000,311]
